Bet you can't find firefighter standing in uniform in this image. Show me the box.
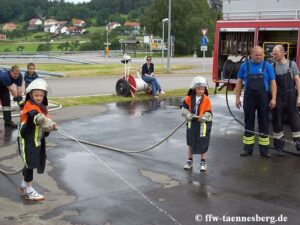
[272,45,300,156]
[236,46,277,157]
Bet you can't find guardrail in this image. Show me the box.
[0,54,93,64]
[0,65,64,77]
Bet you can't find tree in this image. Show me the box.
[140,0,218,55]
[37,43,52,52]
[109,13,127,25]
[16,45,25,52]
[70,39,80,51]
[79,31,105,51]
[3,48,12,52]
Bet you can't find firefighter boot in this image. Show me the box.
[274,137,285,157]
[293,138,300,152]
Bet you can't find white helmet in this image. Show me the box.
[26,78,48,94]
[121,53,131,64]
[190,76,208,89]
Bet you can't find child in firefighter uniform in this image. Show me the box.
[181,76,212,171]
[18,78,57,201]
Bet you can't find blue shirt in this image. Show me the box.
[0,70,23,87]
[24,71,39,85]
[237,61,275,92]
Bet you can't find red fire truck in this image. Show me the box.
[212,19,300,91]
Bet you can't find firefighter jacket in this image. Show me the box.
[182,93,212,154]
[18,99,50,173]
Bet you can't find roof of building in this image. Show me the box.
[73,19,85,25]
[29,18,41,24]
[4,23,16,28]
[124,21,140,27]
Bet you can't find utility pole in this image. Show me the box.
[167,0,172,73]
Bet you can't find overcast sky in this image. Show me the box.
[64,0,91,3]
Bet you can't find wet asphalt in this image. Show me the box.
[1,95,300,225]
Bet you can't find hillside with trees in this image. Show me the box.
[141,0,218,55]
[0,0,219,56]
[0,0,150,25]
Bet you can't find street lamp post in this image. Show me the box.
[162,18,168,63]
[167,0,172,73]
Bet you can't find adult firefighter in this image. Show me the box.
[235,46,277,157]
[272,45,300,156]
[0,65,24,128]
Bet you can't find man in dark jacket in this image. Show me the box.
[0,65,23,128]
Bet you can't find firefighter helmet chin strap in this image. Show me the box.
[225,63,300,156]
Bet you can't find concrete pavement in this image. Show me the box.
[1,95,300,225]
[46,73,213,97]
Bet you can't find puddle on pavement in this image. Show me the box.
[140,169,180,188]
[107,97,183,117]
[0,127,18,147]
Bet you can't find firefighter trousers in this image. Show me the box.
[272,90,300,151]
[0,84,12,122]
[243,90,270,153]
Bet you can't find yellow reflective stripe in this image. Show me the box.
[18,123,28,167]
[188,121,191,129]
[258,136,270,145]
[200,122,206,137]
[243,136,255,144]
[34,125,40,147]
[243,136,255,140]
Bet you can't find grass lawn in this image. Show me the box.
[13,32,52,42]
[15,63,193,77]
[50,88,188,107]
[0,42,61,52]
[86,26,106,33]
[49,88,224,107]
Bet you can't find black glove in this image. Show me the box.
[13,96,22,102]
[13,96,25,108]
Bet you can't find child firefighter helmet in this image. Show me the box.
[25,78,48,94]
[190,76,208,89]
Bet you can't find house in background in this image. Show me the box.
[43,20,68,34]
[60,26,69,34]
[68,26,81,35]
[44,19,58,26]
[29,18,42,26]
[72,19,85,27]
[124,21,141,35]
[3,23,16,31]
[57,21,68,27]
[124,21,140,30]
[44,24,59,33]
[0,34,7,40]
[106,22,121,31]
[28,18,43,30]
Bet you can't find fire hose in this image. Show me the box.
[0,117,187,175]
[0,114,185,225]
